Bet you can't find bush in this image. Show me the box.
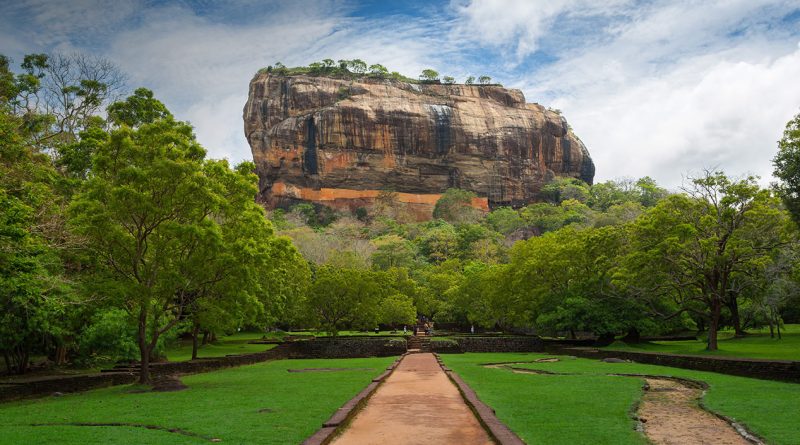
[77,309,138,364]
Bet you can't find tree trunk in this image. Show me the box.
[727,295,745,337]
[55,345,67,366]
[202,330,210,345]
[137,307,151,384]
[707,298,722,351]
[622,327,641,344]
[191,324,200,361]
[2,350,10,374]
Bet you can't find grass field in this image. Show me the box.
[441,352,800,445]
[164,332,280,362]
[0,356,394,445]
[602,324,800,361]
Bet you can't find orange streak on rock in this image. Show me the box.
[269,182,489,221]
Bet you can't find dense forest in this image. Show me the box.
[2,52,800,383]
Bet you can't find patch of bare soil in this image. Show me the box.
[638,378,760,445]
[151,375,188,392]
[481,363,763,444]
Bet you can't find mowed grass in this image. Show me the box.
[0,356,395,445]
[441,353,800,445]
[164,332,279,362]
[603,324,800,361]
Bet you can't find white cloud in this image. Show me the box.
[455,0,800,188]
[2,0,799,189]
[99,3,459,163]
[558,45,800,188]
[451,0,633,59]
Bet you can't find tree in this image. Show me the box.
[69,103,292,382]
[380,294,416,330]
[107,88,171,128]
[541,177,590,204]
[420,69,439,82]
[2,52,126,161]
[305,267,384,335]
[349,59,367,74]
[39,53,126,149]
[369,64,388,78]
[620,172,792,350]
[0,102,72,374]
[371,235,417,269]
[176,160,305,360]
[773,111,800,223]
[486,207,525,235]
[478,75,492,85]
[465,76,475,85]
[442,76,455,84]
[416,223,459,264]
[0,191,67,373]
[433,188,481,224]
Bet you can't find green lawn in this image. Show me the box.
[441,352,800,445]
[0,356,395,445]
[602,324,800,361]
[164,332,280,362]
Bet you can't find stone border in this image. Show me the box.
[0,345,290,403]
[550,347,800,383]
[301,353,407,445]
[1,339,409,403]
[433,353,526,445]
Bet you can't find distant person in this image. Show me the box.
[374,326,380,334]
[471,325,474,334]
[403,325,407,334]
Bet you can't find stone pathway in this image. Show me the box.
[330,353,493,445]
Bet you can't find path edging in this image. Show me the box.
[434,353,526,445]
[301,353,407,445]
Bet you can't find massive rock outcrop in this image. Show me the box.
[244,73,594,220]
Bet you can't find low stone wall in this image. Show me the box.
[554,347,800,383]
[0,372,137,402]
[147,345,289,375]
[432,336,544,353]
[0,345,290,403]
[285,337,407,359]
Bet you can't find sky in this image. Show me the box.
[2,0,799,189]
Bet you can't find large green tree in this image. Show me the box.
[0,97,72,373]
[620,172,792,350]
[69,109,294,382]
[305,267,385,335]
[773,111,800,222]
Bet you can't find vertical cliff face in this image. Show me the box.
[243,73,594,219]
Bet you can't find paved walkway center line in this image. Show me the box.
[330,353,494,445]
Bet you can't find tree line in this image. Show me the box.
[3,50,800,384]
[262,59,497,86]
[1,54,308,382]
[271,157,800,351]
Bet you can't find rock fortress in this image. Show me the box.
[244,72,595,220]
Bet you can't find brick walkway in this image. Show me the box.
[330,353,492,445]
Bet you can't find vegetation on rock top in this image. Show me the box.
[259,58,500,86]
